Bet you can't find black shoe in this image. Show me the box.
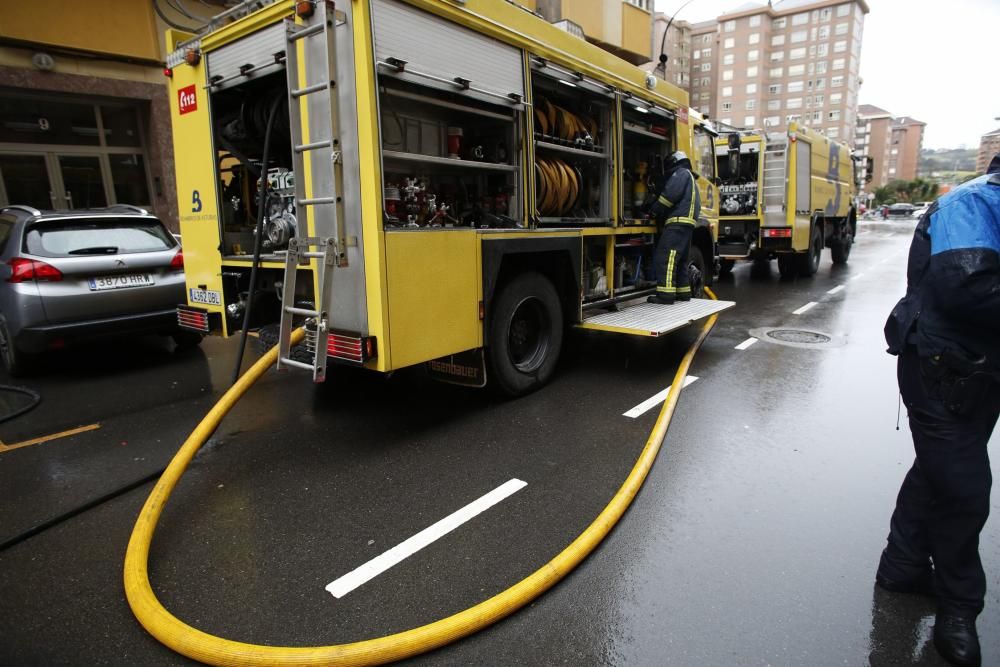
[676,293,691,302]
[875,568,935,596]
[934,614,981,666]
[647,295,675,305]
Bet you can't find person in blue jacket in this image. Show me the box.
[648,150,700,305]
[879,152,1000,667]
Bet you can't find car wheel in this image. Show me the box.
[0,318,33,377]
[487,272,563,397]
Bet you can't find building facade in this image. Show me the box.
[854,105,925,187]
[0,0,226,231]
[977,128,1000,173]
[648,14,691,89]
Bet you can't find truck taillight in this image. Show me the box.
[7,257,63,283]
[169,249,184,270]
[762,229,792,238]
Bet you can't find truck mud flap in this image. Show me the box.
[426,348,487,388]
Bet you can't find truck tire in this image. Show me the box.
[257,324,313,365]
[688,246,706,298]
[831,221,853,264]
[718,258,735,277]
[777,254,796,279]
[172,330,204,349]
[487,271,563,396]
[797,224,823,277]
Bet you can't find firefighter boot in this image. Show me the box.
[933,614,981,666]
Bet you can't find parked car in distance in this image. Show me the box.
[887,203,916,219]
[0,204,201,375]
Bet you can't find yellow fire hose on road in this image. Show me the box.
[124,288,721,666]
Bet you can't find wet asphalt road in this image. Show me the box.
[1,218,997,666]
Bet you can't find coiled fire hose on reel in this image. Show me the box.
[125,289,722,666]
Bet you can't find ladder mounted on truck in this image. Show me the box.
[761,133,788,225]
[277,1,346,380]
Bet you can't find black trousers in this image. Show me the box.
[653,223,692,297]
[879,348,1000,616]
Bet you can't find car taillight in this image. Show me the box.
[169,249,184,271]
[7,257,63,283]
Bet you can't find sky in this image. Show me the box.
[654,0,1000,149]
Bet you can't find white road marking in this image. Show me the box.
[849,273,865,281]
[792,301,818,315]
[735,337,759,350]
[325,479,527,598]
[623,376,699,419]
[826,285,845,295]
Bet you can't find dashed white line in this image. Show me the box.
[735,337,759,350]
[849,273,866,281]
[826,285,845,295]
[325,478,527,598]
[792,301,818,315]
[623,376,699,419]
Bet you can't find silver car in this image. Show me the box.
[0,205,201,375]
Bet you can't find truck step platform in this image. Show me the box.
[577,297,735,337]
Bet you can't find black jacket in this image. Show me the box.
[649,163,700,225]
[884,157,1000,372]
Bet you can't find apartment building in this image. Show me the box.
[854,107,925,187]
[649,14,692,89]
[535,0,653,64]
[888,116,925,183]
[687,21,719,121]
[977,128,1000,173]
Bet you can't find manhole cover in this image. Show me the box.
[766,329,831,345]
[748,327,846,349]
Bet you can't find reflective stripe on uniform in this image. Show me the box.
[658,195,674,207]
[676,285,691,294]
[665,216,697,225]
[657,286,677,294]
[664,249,677,289]
[686,172,697,220]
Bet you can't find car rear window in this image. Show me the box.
[24,217,176,257]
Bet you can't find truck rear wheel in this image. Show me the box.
[688,246,706,298]
[777,254,796,279]
[718,258,735,277]
[797,224,823,277]
[831,221,853,264]
[487,271,563,396]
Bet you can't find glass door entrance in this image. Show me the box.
[57,155,108,209]
[0,153,56,210]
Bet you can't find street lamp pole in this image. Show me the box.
[656,0,698,80]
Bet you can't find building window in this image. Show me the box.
[722,86,733,97]
[769,66,784,77]
[832,58,845,70]
[828,110,841,121]
[792,12,809,25]
[827,127,840,138]
[770,51,785,62]
[773,17,786,29]
[834,40,847,53]
[702,63,712,72]
[749,32,760,44]
[746,83,758,94]
[787,98,803,109]
[816,77,826,90]
[816,61,828,74]
[812,111,822,122]
[790,47,806,60]
[791,30,808,43]
[746,66,758,77]
[830,93,842,104]
[700,77,711,86]
[835,22,849,35]
[814,94,824,106]
[820,7,832,21]
[748,49,759,62]
[724,20,736,32]
[693,50,701,59]
[788,64,805,76]
[703,48,712,58]
[819,25,830,39]
[744,115,756,127]
[771,34,786,46]
[702,34,711,44]
[832,75,844,87]
[745,99,756,111]
[788,80,804,92]
[837,3,851,17]
[765,116,780,126]
[749,15,761,27]
[767,99,781,111]
[722,102,733,112]
[723,53,735,65]
[724,37,735,48]
[768,83,782,94]
[817,43,829,57]
[723,69,734,81]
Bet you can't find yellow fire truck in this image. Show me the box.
[167,0,732,394]
[714,123,860,278]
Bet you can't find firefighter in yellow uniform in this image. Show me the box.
[648,151,700,305]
